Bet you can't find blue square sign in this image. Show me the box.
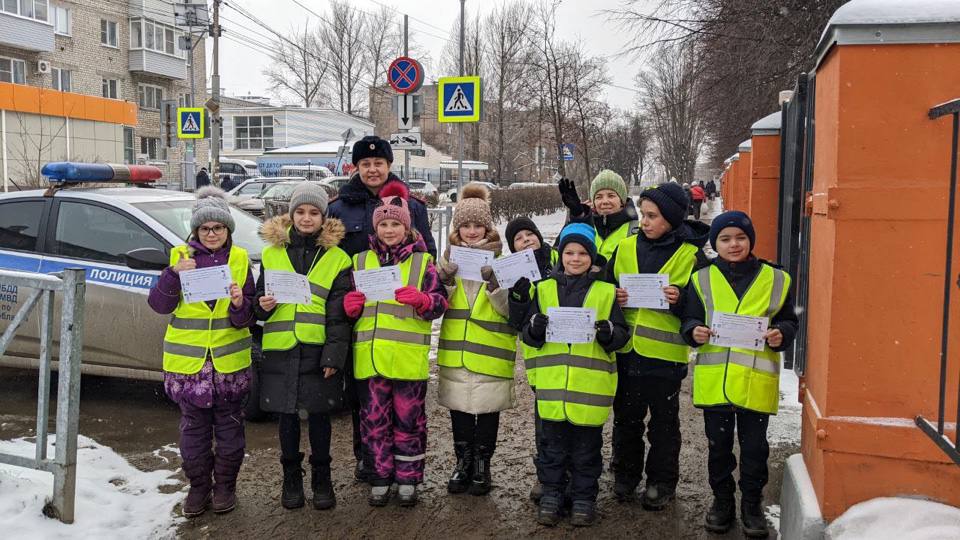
[438,76,480,123]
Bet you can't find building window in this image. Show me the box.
[178,92,192,107]
[138,84,163,110]
[234,115,274,150]
[52,4,70,35]
[140,137,160,160]
[0,57,26,84]
[101,78,119,99]
[1,0,47,22]
[101,19,118,48]
[131,18,183,57]
[51,67,71,92]
[123,127,135,164]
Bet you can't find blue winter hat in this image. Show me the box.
[709,211,756,251]
[557,222,598,262]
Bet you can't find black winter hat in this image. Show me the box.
[505,216,544,253]
[710,211,756,252]
[640,182,688,229]
[352,135,394,165]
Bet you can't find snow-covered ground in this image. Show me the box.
[769,367,802,445]
[0,436,181,539]
[825,497,960,539]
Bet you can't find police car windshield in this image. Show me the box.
[133,201,266,260]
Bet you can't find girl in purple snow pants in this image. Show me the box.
[358,378,429,485]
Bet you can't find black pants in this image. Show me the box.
[450,410,500,453]
[539,421,603,502]
[703,408,770,503]
[278,412,331,466]
[344,368,363,463]
[612,375,682,488]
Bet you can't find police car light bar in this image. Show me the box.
[42,162,163,183]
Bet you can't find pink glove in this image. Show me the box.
[344,291,366,319]
[394,286,431,314]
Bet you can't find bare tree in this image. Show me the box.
[568,49,610,178]
[320,1,367,115]
[366,5,401,88]
[599,112,651,186]
[263,25,328,107]
[639,43,706,183]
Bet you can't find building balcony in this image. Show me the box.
[0,11,55,52]
[129,49,187,80]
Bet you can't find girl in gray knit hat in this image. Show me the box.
[254,181,354,511]
[147,185,256,518]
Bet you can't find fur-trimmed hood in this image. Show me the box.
[259,215,345,249]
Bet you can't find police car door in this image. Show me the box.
[0,196,51,362]
[41,198,168,374]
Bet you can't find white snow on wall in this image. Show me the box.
[829,0,960,26]
[825,497,960,540]
[0,436,182,539]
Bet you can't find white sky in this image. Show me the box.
[207,0,642,111]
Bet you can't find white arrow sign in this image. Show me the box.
[397,94,414,130]
[389,132,422,150]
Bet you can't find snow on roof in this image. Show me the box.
[263,140,353,155]
[751,111,782,134]
[816,0,960,68]
[738,139,753,152]
[825,497,960,539]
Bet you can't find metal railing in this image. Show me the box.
[916,98,960,467]
[428,205,453,246]
[0,268,86,522]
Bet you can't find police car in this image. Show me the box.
[0,163,268,417]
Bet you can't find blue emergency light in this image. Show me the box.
[41,162,163,183]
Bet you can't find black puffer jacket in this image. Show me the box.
[254,216,352,414]
[570,198,640,267]
[327,173,437,258]
[606,220,711,381]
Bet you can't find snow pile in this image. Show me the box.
[769,367,802,445]
[825,497,960,540]
[829,0,960,26]
[0,435,182,539]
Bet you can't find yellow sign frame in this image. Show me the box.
[437,76,480,123]
[177,107,205,139]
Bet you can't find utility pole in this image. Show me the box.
[403,14,410,180]
[457,0,465,193]
[210,0,222,182]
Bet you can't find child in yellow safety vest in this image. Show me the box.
[147,187,256,518]
[254,182,353,511]
[434,183,515,497]
[342,182,448,507]
[680,211,798,539]
[518,222,630,527]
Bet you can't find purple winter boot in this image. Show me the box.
[182,455,214,518]
[213,450,244,513]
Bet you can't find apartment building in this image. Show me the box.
[0,0,207,186]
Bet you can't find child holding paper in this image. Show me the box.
[517,222,630,527]
[147,187,256,518]
[435,183,515,497]
[254,182,353,511]
[343,182,447,507]
[680,211,798,538]
[605,182,709,508]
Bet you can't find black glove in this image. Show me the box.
[529,313,549,340]
[595,320,614,345]
[558,177,585,216]
[509,277,532,303]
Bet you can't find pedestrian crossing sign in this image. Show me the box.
[177,107,205,139]
[437,76,480,123]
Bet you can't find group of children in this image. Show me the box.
[149,164,797,539]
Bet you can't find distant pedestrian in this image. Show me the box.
[147,187,256,518]
[195,167,210,189]
[220,174,238,192]
[690,183,707,220]
[705,179,718,201]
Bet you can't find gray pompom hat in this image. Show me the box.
[288,182,329,218]
[191,186,235,233]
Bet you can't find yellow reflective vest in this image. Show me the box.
[438,275,517,379]
[597,219,638,262]
[691,264,791,414]
[352,250,432,381]
[260,238,352,351]
[523,278,618,427]
[162,245,252,374]
[612,235,699,362]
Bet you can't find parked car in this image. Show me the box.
[217,158,260,182]
[322,176,352,192]
[0,182,270,418]
[259,180,338,219]
[508,182,543,189]
[226,177,288,200]
[228,177,310,218]
[279,165,334,181]
[408,179,438,197]
[445,181,499,202]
